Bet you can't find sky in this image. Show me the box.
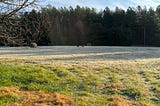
[40,0,160,11]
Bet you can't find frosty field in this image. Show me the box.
[1,46,160,64]
[0,46,160,106]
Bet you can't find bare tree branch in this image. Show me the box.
[0,0,37,46]
[0,0,37,20]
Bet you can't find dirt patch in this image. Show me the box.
[0,87,72,106]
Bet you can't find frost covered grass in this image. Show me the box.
[0,46,160,105]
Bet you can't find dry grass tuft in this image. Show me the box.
[0,87,72,106]
[107,97,151,106]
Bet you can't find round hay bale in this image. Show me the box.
[30,43,37,48]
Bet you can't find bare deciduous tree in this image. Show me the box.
[0,0,37,46]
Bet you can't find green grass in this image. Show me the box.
[0,63,159,105]
[0,94,20,106]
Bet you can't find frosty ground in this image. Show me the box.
[0,46,160,106]
[1,46,160,61]
[1,46,160,69]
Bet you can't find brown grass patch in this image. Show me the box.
[0,87,72,106]
[107,97,151,106]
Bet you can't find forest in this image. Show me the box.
[1,5,160,46]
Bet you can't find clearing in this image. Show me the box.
[0,46,160,106]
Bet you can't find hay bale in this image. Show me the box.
[30,43,37,48]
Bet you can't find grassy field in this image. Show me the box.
[0,46,160,106]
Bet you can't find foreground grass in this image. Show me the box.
[0,62,159,106]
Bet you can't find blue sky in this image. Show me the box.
[40,0,160,10]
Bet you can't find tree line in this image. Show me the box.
[1,5,160,46]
